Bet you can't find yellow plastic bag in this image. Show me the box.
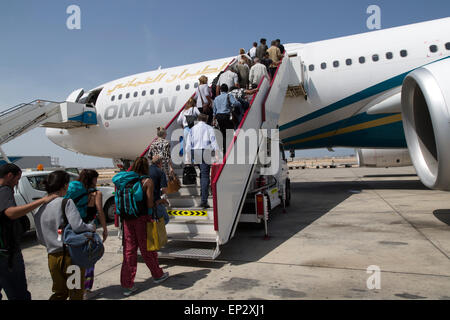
[147,217,167,251]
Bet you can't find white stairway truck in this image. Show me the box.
[141,54,306,260]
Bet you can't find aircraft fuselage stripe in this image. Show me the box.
[284,114,402,146]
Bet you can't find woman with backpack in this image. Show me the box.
[67,169,108,300]
[116,157,169,296]
[33,170,96,300]
[177,98,200,162]
[194,75,213,124]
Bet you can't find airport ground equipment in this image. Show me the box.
[0,99,97,161]
[136,54,303,259]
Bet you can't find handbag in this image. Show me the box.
[184,108,197,129]
[182,165,197,185]
[166,172,181,194]
[60,199,104,269]
[146,208,168,251]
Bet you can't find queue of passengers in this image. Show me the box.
[0,39,286,301]
[0,161,169,300]
[169,38,284,209]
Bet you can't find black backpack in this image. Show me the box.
[211,71,224,99]
[184,108,197,129]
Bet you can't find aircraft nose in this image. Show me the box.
[45,128,77,152]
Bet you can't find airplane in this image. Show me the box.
[45,17,450,191]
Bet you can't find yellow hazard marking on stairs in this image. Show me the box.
[168,210,208,217]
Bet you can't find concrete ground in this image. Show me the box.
[10,166,450,300]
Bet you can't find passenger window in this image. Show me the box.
[386,52,393,59]
[321,62,327,70]
[27,176,47,192]
[142,90,146,96]
[333,61,339,68]
[309,64,315,71]
[346,59,352,66]
[111,95,115,101]
[159,88,163,94]
[133,92,138,98]
[118,94,122,100]
[185,84,190,90]
[194,82,199,88]
[126,93,130,99]
[446,42,450,50]
[150,89,155,95]
[429,45,438,53]
[359,57,366,64]
[372,54,379,62]
[176,85,181,91]
[400,50,408,57]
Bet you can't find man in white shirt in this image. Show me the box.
[249,58,269,89]
[249,42,257,60]
[185,114,220,208]
[216,69,239,96]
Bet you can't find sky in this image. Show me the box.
[0,0,449,168]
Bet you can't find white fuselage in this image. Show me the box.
[46,17,450,160]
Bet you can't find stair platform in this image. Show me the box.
[159,241,220,260]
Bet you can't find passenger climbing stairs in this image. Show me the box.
[137,53,306,259]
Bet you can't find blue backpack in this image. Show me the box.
[64,181,89,219]
[60,199,104,269]
[112,171,149,220]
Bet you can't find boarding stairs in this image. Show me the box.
[140,54,305,259]
[0,99,97,160]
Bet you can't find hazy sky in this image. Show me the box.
[0,0,448,168]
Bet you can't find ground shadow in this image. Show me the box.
[90,278,154,300]
[433,209,450,226]
[158,269,210,290]
[219,178,430,264]
[91,269,211,299]
[363,174,418,178]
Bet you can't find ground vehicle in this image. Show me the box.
[14,170,116,232]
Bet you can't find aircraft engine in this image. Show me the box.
[401,58,450,190]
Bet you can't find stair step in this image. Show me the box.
[166,217,215,237]
[167,196,213,208]
[168,216,213,224]
[167,207,214,219]
[168,185,201,197]
[158,241,220,260]
[167,232,217,242]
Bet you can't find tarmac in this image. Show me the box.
[13,166,450,300]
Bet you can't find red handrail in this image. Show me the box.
[137,58,237,159]
[138,92,196,158]
[211,55,286,231]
